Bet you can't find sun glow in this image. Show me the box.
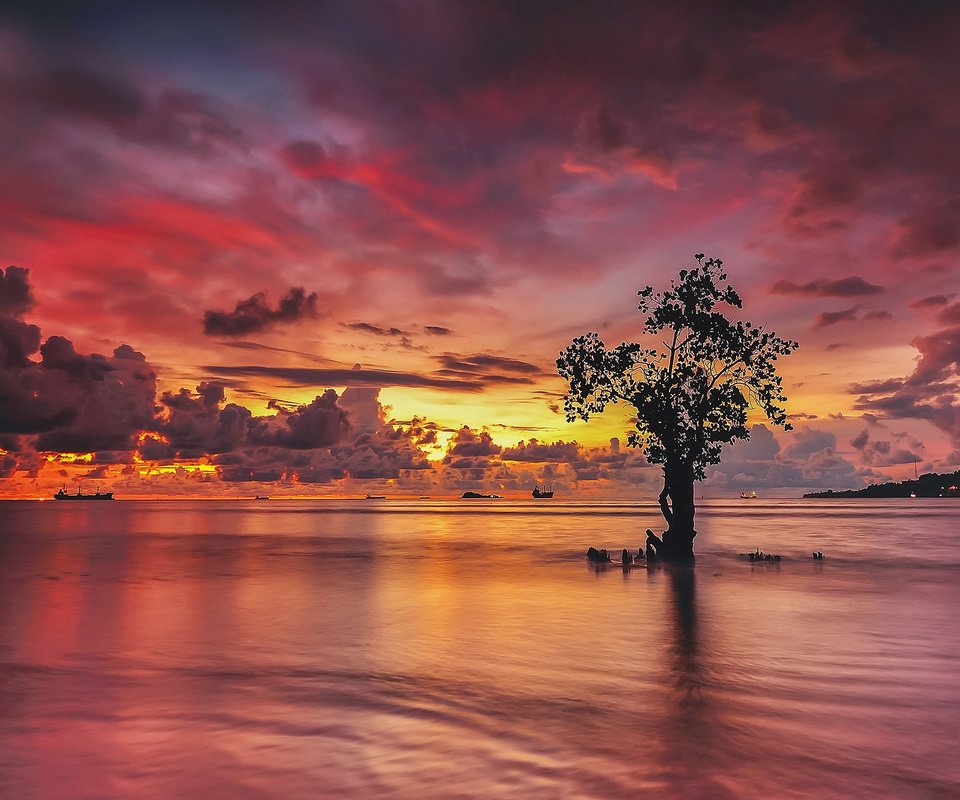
[41,452,95,464]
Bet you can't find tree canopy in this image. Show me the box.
[557,254,797,558]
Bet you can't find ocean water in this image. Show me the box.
[1,498,958,799]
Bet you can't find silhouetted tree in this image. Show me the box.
[557,255,798,560]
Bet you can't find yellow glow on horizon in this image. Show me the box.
[41,452,94,463]
[137,463,218,476]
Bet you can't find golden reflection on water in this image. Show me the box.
[1,500,960,798]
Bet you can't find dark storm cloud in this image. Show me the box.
[813,307,860,328]
[204,364,487,391]
[0,268,157,446]
[150,381,253,459]
[203,287,319,336]
[435,353,542,375]
[0,266,36,316]
[32,341,157,453]
[248,390,350,449]
[0,312,41,369]
[0,306,77,434]
[771,277,884,297]
[40,336,114,381]
[345,322,411,337]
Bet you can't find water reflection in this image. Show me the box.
[2,501,960,798]
[657,565,728,798]
[666,565,702,703]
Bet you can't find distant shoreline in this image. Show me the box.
[804,470,960,499]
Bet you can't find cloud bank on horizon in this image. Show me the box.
[1,1,958,496]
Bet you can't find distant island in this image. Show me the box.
[804,471,960,499]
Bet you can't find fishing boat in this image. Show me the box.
[253,495,270,500]
[532,484,554,498]
[364,494,386,500]
[54,485,114,501]
[740,490,757,499]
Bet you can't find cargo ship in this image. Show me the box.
[54,486,114,501]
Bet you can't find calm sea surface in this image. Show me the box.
[1,499,958,799]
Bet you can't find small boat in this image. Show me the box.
[253,495,270,500]
[532,484,554,499]
[461,491,502,499]
[364,494,387,500]
[740,490,757,499]
[54,485,114,501]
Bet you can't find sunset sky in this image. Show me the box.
[2,0,959,497]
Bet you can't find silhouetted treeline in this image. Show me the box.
[804,471,960,498]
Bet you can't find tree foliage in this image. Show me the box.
[557,255,798,481]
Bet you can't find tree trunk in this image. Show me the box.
[653,461,697,561]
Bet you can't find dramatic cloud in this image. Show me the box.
[0,268,155,448]
[3,2,960,494]
[849,427,921,466]
[935,303,960,326]
[248,390,350,449]
[203,288,319,336]
[813,307,860,328]
[893,210,960,258]
[707,424,876,490]
[148,381,252,460]
[204,365,489,391]
[771,277,884,297]
[0,266,34,316]
[345,322,410,337]
[433,353,543,385]
[26,64,244,154]
[33,65,145,126]
[501,438,581,463]
[445,426,502,459]
[911,295,951,310]
[853,323,960,449]
[32,340,157,454]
